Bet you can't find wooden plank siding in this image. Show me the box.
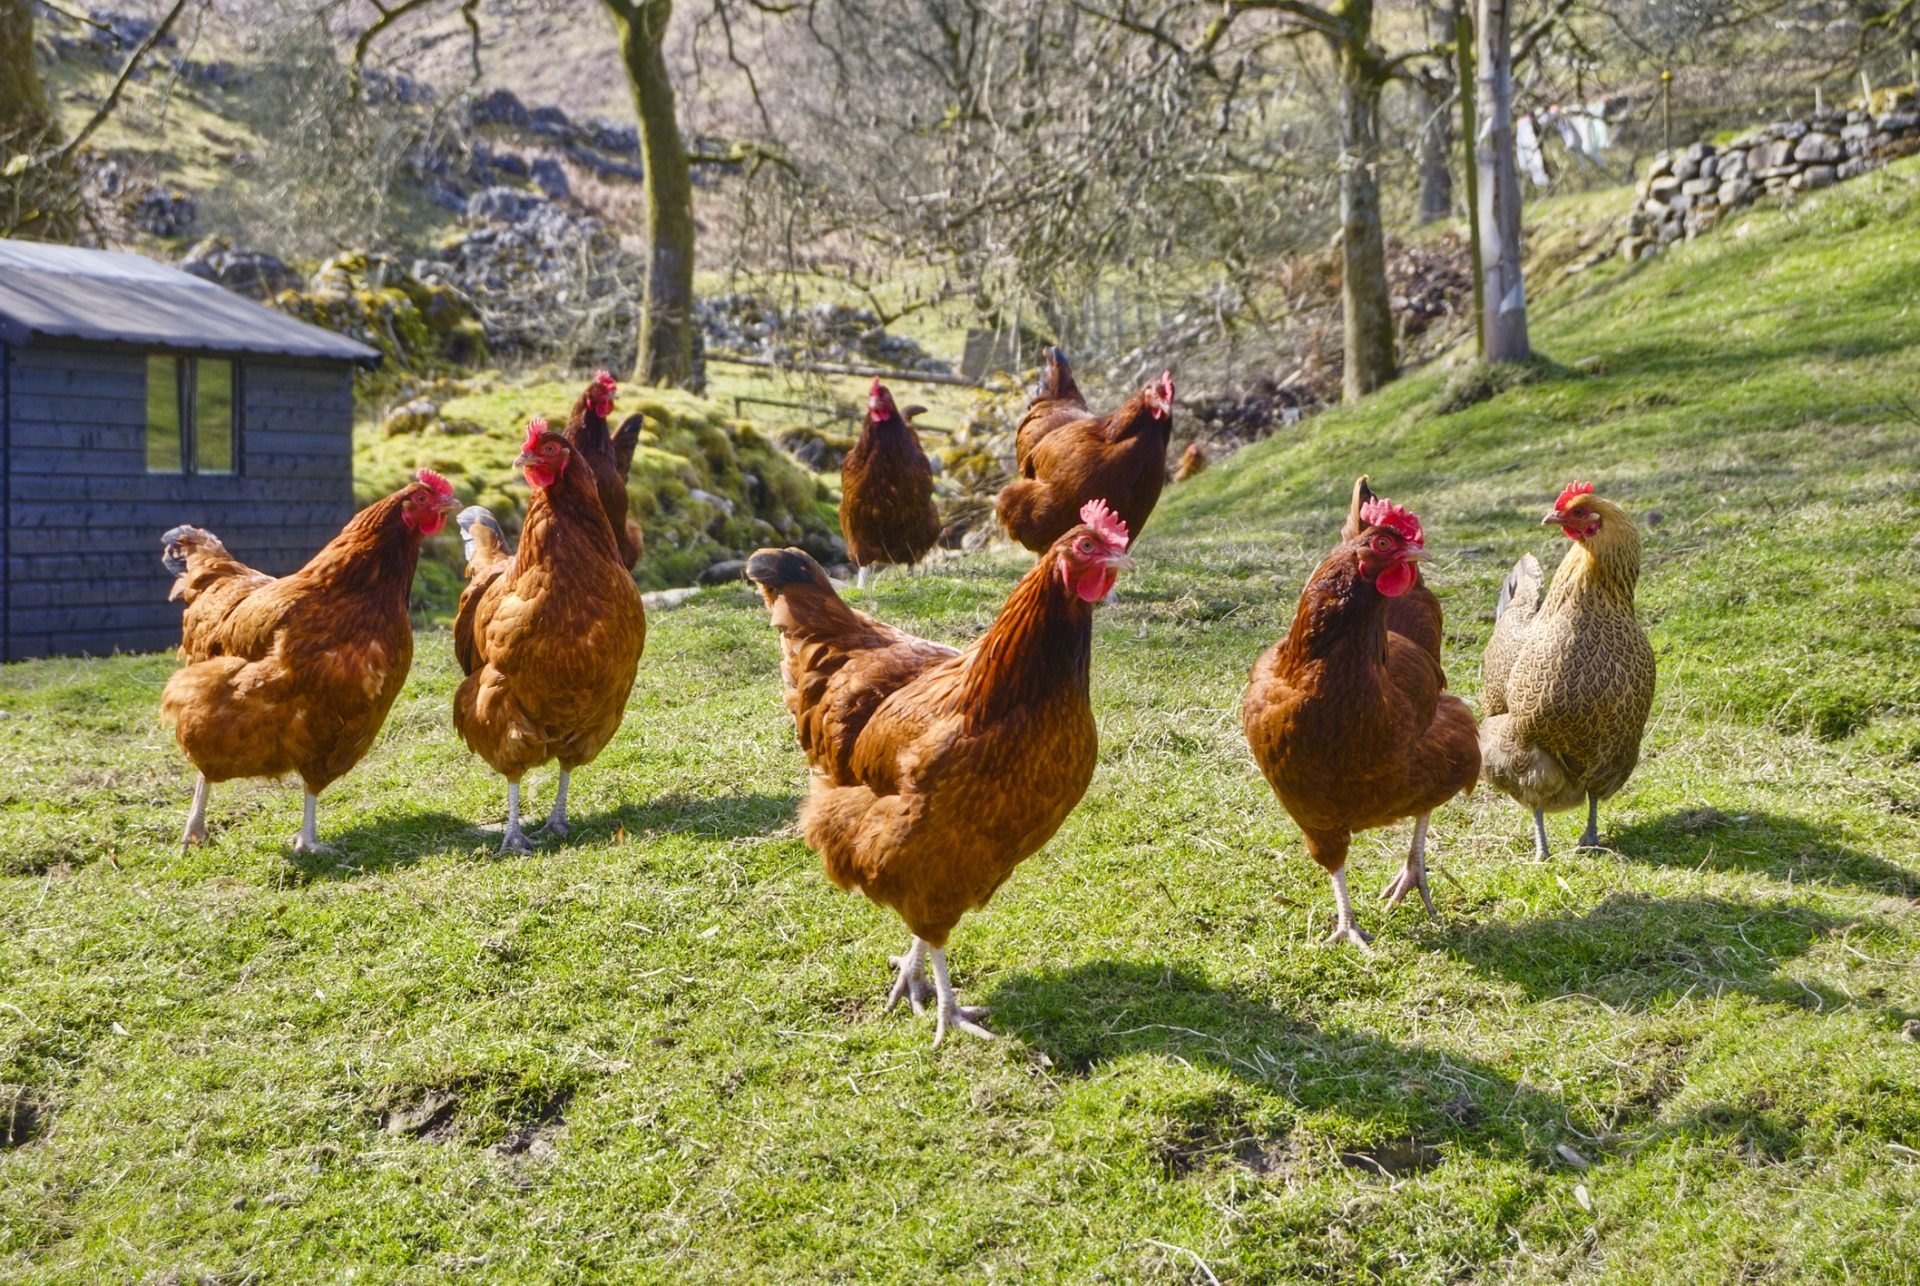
[3,340,356,660]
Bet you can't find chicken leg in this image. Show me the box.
[886,937,932,1015]
[291,791,334,856]
[1381,813,1437,918]
[537,769,571,838]
[181,774,210,849]
[1533,809,1552,860]
[929,945,994,1046]
[856,565,871,590]
[1577,795,1601,850]
[1325,866,1373,948]
[500,780,535,854]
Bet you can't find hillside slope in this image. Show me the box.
[0,163,1915,1282]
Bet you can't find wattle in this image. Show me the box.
[1375,561,1416,598]
[417,510,448,536]
[1075,566,1118,603]
[524,463,557,489]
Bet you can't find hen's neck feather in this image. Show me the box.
[298,492,421,602]
[520,455,620,564]
[1548,514,1641,612]
[1279,552,1388,670]
[960,551,1094,721]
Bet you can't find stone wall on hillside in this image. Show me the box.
[1623,92,1920,261]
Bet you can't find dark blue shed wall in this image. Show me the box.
[3,340,355,659]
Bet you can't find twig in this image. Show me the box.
[1143,1238,1223,1286]
[37,0,196,168]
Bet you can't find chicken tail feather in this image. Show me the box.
[1496,553,1543,623]
[161,524,224,577]
[458,506,511,565]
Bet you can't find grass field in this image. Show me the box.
[3,162,1919,1282]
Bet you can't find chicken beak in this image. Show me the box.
[1105,550,1135,572]
[1403,546,1432,564]
[513,450,536,469]
[1541,510,1569,526]
[437,492,464,514]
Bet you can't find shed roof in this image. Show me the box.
[0,240,381,365]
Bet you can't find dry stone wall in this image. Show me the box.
[1624,92,1920,260]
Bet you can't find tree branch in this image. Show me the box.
[39,0,196,166]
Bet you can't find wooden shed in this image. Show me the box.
[0,240,379,660]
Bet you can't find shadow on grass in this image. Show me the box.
[1610,809,1917,897]
[593,790,800,840]
[287,791,801,880]
[988,960,1568,1171]
[1432,893,1857,1013]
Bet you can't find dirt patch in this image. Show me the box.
[374,1078,573,1158]
[1,1086,47,1149]
[1337,1134,1445,1179]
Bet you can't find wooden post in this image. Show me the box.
[1861,68,1873,107]
[1661,68,1672,152]
[1458,9,1484,359]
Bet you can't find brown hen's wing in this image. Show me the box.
[454,507,516,675]
[745,548,958,781]
[162,526,278,661]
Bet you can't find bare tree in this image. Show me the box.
[1475,0,1529,361]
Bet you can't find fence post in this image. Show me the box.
[1458,9,1484,359]
[1661,68,1672,151]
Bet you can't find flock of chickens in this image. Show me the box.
[155,357,1655,1046]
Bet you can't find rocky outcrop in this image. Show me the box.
[1624,94,1920,259]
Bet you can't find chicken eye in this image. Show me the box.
[1372,535,1393,553]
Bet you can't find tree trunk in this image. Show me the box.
[1416,73,1453,224]
[1,0,77,240]
[1474,0,1530,362]
[608,0,697,389]
[1336,36,1395,402]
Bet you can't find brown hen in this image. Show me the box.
[159,470,462,852]
[839,379,941,588]
[995,347,1174,553]
[746,498,1134,1044]
[453,420,646,852]
[1243,484,1480,946]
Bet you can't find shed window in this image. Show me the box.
[146,356,238,475]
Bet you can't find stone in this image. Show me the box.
[1755,139,1799,169]
[1698,156,1718,181]
[696,558,746,586]
[1878,112,1919,133]
[1779,121,1809,141]
[381,397,439,437]
[1684,141,1715,162]
[1837,158,1868,181]
[1619,236,1645,262]
[1842,121,1873,141]
[471,88,528,127]
[689,488,736,517]
[1717,177,1755,207]
[529,157,570,199]
[465,187,528,223]
[1718,150,1747,180]
[1794,132,1841,164]
[1799,164,1837,189]
[1672,156,1700,182]
[1646,150,1673,179]
[1680,177,1715,196]
[1667,192,1694,214]
[1648,174,1682,199]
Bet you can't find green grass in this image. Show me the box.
[4,163,1920,1283]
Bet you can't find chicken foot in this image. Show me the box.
[929,945,994,1046]
[1380,813,1438,918]
[536,770,571,839]
[500,780,535,854]
[1324,866,1374,949]
[1532,809,1552,859]
[855,565,871,590]
[181,774,210,849]
[1577,795,1601,850]
[291,791,334,856]
[886,937,933,1015]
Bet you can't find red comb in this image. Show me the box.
[1359,495,1424,547]
[1080,498,1130,550]
[522,416,549,451]
[415,467,453,497]
[1159,371,1175,402]
[593,370,617,393]
[1555,480,1595,510]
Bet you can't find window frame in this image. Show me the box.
[145,353,242,478]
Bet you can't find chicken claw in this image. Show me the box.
[886,939,932,1015]
[499,781,536,854]
[534,770,571,840]
[928,946,995,1046]
[181,774,210,848]
[291,792,335,856]
[1324,866,1375,950]
[1380,814,1438,918]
